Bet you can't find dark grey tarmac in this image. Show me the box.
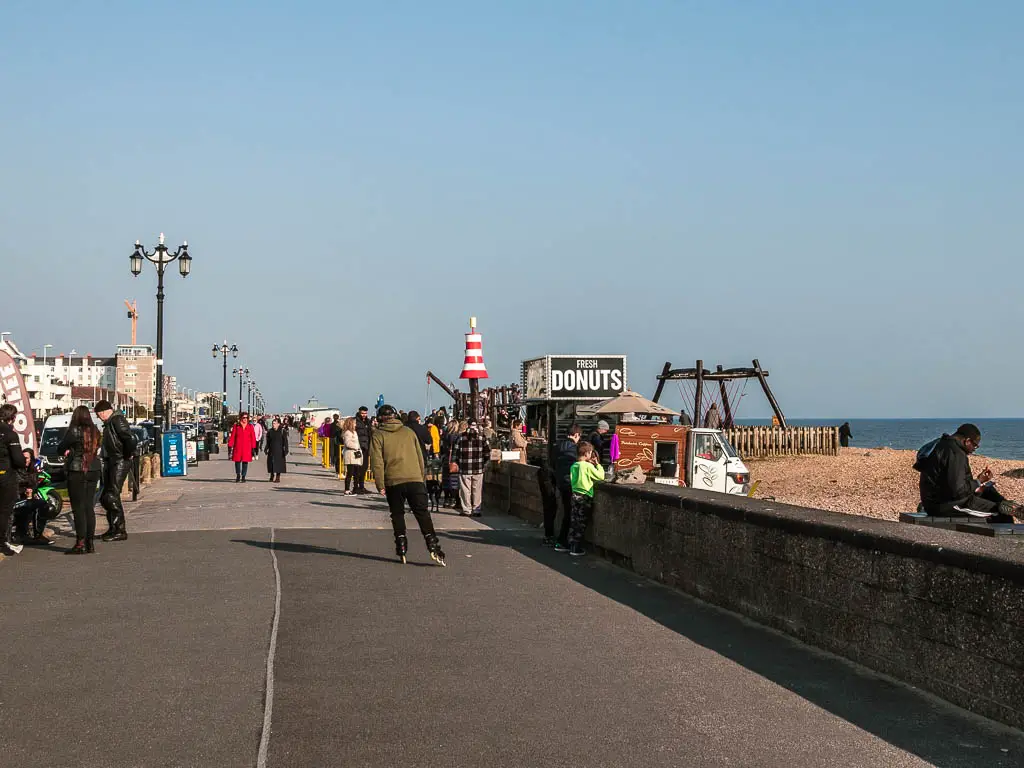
[2,449,1022,767]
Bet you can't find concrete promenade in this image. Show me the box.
[1,433,1023,767]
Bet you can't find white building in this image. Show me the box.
[0,336,74,418]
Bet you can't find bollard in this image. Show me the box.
[140,455,152,484]
[321,437,330,468]
[151,453,162,478]
[312,435,319,459]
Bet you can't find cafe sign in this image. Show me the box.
[522,355,627,401]
[0,351,37,452]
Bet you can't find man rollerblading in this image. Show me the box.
[370,404,446,566]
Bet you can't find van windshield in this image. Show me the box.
[718,435,739,458]
[40,428,66,455]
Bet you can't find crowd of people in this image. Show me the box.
[0,399,142,556]
[227,412,292,483]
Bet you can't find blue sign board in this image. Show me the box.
[161,431,187,477]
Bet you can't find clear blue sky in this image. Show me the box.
[2,1,1021,418]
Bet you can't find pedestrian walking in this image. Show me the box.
[251,417,265,461]
[839,422,853,448]
[440,421,462,508]
[0,403,29,557]
[94,400,137,543]
[369,404,446,566]
[330,413,343,474]
[341,417,362,495]
[455,422,489,517]
[566,441,605,556]
[265,417,289,483]
[354,406,373,494]
[228,412,258,482]
[58,405,102,554]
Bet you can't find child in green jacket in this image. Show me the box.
[568,441,605,556]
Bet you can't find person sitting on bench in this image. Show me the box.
[914,423,1020,522]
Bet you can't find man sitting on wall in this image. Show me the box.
[914,423,1021,522]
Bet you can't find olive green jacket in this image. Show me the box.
[369,421,425,491]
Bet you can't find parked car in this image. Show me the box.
[37,411,104,479]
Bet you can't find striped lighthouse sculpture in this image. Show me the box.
[460,317,488,419]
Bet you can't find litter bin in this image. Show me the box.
[659,460,677,479]
[196,435,208,461]
[206,431,220,454]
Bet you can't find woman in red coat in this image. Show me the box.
[228,413,259,482]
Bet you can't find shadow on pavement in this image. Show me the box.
[438,528,1024,768]
[233,538,431,566]
[271,486,350,497]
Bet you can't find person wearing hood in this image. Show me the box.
[369,404,446,566]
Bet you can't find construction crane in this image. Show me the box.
[125,299,138,345]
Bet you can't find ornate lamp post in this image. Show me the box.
[130,233,191,434]
[212,341,238,425]
[233,367,249,415]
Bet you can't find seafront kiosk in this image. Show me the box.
[520,354,628,466]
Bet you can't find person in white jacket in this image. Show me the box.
[341,418,363,495]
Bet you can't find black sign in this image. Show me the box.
[549,355,626,401]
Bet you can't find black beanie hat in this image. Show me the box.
[94,400,114,413]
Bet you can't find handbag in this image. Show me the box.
[353,449,362,460]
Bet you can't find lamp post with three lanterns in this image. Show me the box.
[130,233,191,434]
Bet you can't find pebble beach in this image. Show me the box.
[748,447,1024,521]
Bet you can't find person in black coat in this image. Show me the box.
[353,406,373,493]
[0,403,29,556]
[839,422,853,448]
[265,418,289,483]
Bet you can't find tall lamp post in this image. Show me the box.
[130,233,192,435]
[212,341,238,426]
[233,367,249,415]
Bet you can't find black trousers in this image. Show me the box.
[67,470,100,541]
[385,482,437,540]
[353,452,369,491]
[99,459,131,528]
[344,464,360,491]
[0,479,18,545]
[554,484,572,543]
[932,486,1016,523]
[14,498,49,537]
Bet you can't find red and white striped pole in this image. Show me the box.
[460,317,488,420]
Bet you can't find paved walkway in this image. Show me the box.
[2,432,1023,767]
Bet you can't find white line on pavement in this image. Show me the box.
[257,528,282,768]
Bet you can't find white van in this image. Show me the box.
[38,412,105,478]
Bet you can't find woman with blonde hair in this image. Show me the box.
[341,417,362,495]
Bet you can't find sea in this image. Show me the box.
[734,419,1024,462]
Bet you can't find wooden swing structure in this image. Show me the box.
[651,358,787,429]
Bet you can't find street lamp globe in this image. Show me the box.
[130,242,144,276]
[178,244,192,277]
[230,344,238,358]
[211,344,219,358]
